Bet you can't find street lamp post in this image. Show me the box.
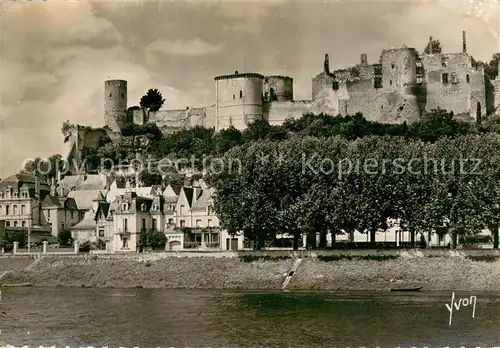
[27,214,31,254]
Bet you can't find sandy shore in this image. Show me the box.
[0,255,499,291]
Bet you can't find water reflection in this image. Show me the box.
[0,288,499,347]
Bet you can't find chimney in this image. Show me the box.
[429,36,433,54]
[50,177,56,196]
[462,31,467,53]
[324,54,330,74]
[360,53,368,66]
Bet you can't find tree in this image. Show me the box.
[140,88,165,112]
[140,229,167,250]
[424,39,442,54]
[58,229,73,246]
[21,154,63,181]
[139,171,163,187]
[473,53,500,80]
[409,108,475,142]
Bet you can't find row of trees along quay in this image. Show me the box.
[64,106,500,250]
[24,82,500,250]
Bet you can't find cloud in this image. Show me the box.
[146,38,225,57]
[0,2,199,177]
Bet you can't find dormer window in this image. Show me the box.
[21,191,27,198]
[152,205,159,211]
[122,203,129,211]
[13,192,18,198]
[140,203,147,212]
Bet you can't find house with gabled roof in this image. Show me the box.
[0,174,50,230]
[110,189,165,252]
[40,188,80,237]
[162,183,243,251]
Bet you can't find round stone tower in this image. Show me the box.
[214,71,264,131]
[104,79,127,133]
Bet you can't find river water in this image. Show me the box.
[0,288,499,347]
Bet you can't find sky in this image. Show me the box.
[1,0,499,178]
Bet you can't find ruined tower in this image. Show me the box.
[104,80,128,133]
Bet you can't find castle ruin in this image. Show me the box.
[102,32,499,135]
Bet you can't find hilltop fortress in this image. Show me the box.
[101,32,500,137]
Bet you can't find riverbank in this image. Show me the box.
[0,252,499,290]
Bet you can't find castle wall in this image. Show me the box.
[263,76,293,102]
[380,48,418,94]
[264,101,312,125]
[422,53,483,121]
[132,109,147,125]
[312,72,335,101]
[345,84,420,123]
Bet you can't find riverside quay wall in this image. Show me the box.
[1,249,500,291]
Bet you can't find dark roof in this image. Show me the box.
[214,73,264,81]
[42,195,63,209]
[96,201,110,219]
[62,197,79,210]
[183,187,194,208]
[171,184,182,195]
[265,75,293,80]
[0,174,50,191]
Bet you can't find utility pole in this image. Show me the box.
[27,214,31,254]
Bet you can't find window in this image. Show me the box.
[99,228,105,237]
[466,74,470,83]
[441,58,448,68]
[142,218,146,231]
[374,76,382,89]
[332,81,339,90]
[389,80,393,86]
[391,63,395,69]
[168,218,174,224]
[122,203,129,211]
[21,205,25,215]
[123,218,128,232]
[6,221,10,226]
[196,219,202,227]
[232,94,235,99]
[61,223,64,231]
[13,221,17,227]
[442,73,449,83]
[152,218,157,231]
[212,233,219,243]
[13,205,17,215]
[180,220,185,227]
[5,205,9,215]
[13,192,18,198]
[21,221,26,227]
[239,90,243,98]
[21,191,27,198]
[204,233,210,244]
[450,72,458,84]
[141,203,147,212]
